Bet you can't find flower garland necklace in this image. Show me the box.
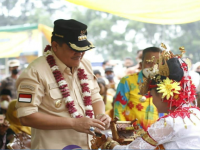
[44,45,94,118]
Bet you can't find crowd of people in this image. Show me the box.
[0,19,200,149]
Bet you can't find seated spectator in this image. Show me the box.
[0,89,12,115]
[0,119,10,149]
[97,78,113,112]
[97,78,107,104]
[93,70,101,78]
[93,70,109,85]
[5,100,31,147]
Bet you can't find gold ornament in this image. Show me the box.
[55,100,62,108]
[146,56,155,63]
[161,43,167,50]
[158,51,169,77]
[179,46,185,57]
[139,96,146,102]
[139,77,150,95]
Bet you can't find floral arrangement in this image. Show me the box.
[157,77,181,100]
[142,44,196,109]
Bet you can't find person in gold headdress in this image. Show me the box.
[101,45,200,149]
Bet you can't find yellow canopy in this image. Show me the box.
[0,24,52,58]
[0,30,39,58]
[38,24,53,43]
[66,0,200,24]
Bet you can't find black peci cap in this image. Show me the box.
[52,19,95,52]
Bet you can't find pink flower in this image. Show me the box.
[76,115,82,118]
[83,96,92,105]
[59,85,68,89]
[86,110,93,118]
[80,83,90,93]
[60,88,67,93]
[62,91,70,97]
[66,101,77,114]
[77,69,88,80]
[44,45,51,52]
[47,56,56,66]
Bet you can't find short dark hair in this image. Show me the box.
[105,66,113,73]
[102,60,109,66]
[51,36,65,46]
[142,47,162,61]
[93,70,101,76]
[0,89,12,97]
[97,78,106,86]
[124,57,133,61]
[137,50,143,54]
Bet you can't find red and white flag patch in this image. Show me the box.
[18,94,32,103]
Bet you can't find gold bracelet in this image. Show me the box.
[105,140,119,149]
[103,141,111,149]
[110,141,120,149]
[105,141,112,149]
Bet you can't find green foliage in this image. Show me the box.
[0,0,63,26]
[171,22,200,63]
[71,8,200,62]
[0,0,199,62]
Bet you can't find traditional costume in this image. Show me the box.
[102,44,200,149]
[114,72,159,131]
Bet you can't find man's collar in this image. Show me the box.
[51,49,68,73]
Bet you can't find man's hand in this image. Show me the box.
[96,114,111,129]
[72,117,106,135]
[0,120,10,136]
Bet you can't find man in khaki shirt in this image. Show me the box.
[16,19,111,149]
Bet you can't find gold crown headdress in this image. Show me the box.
[139,43,186,95]
[158,43,186,77]
[141,43,196,109]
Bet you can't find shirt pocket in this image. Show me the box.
[48,83,62,100]
[48,83,65,111]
